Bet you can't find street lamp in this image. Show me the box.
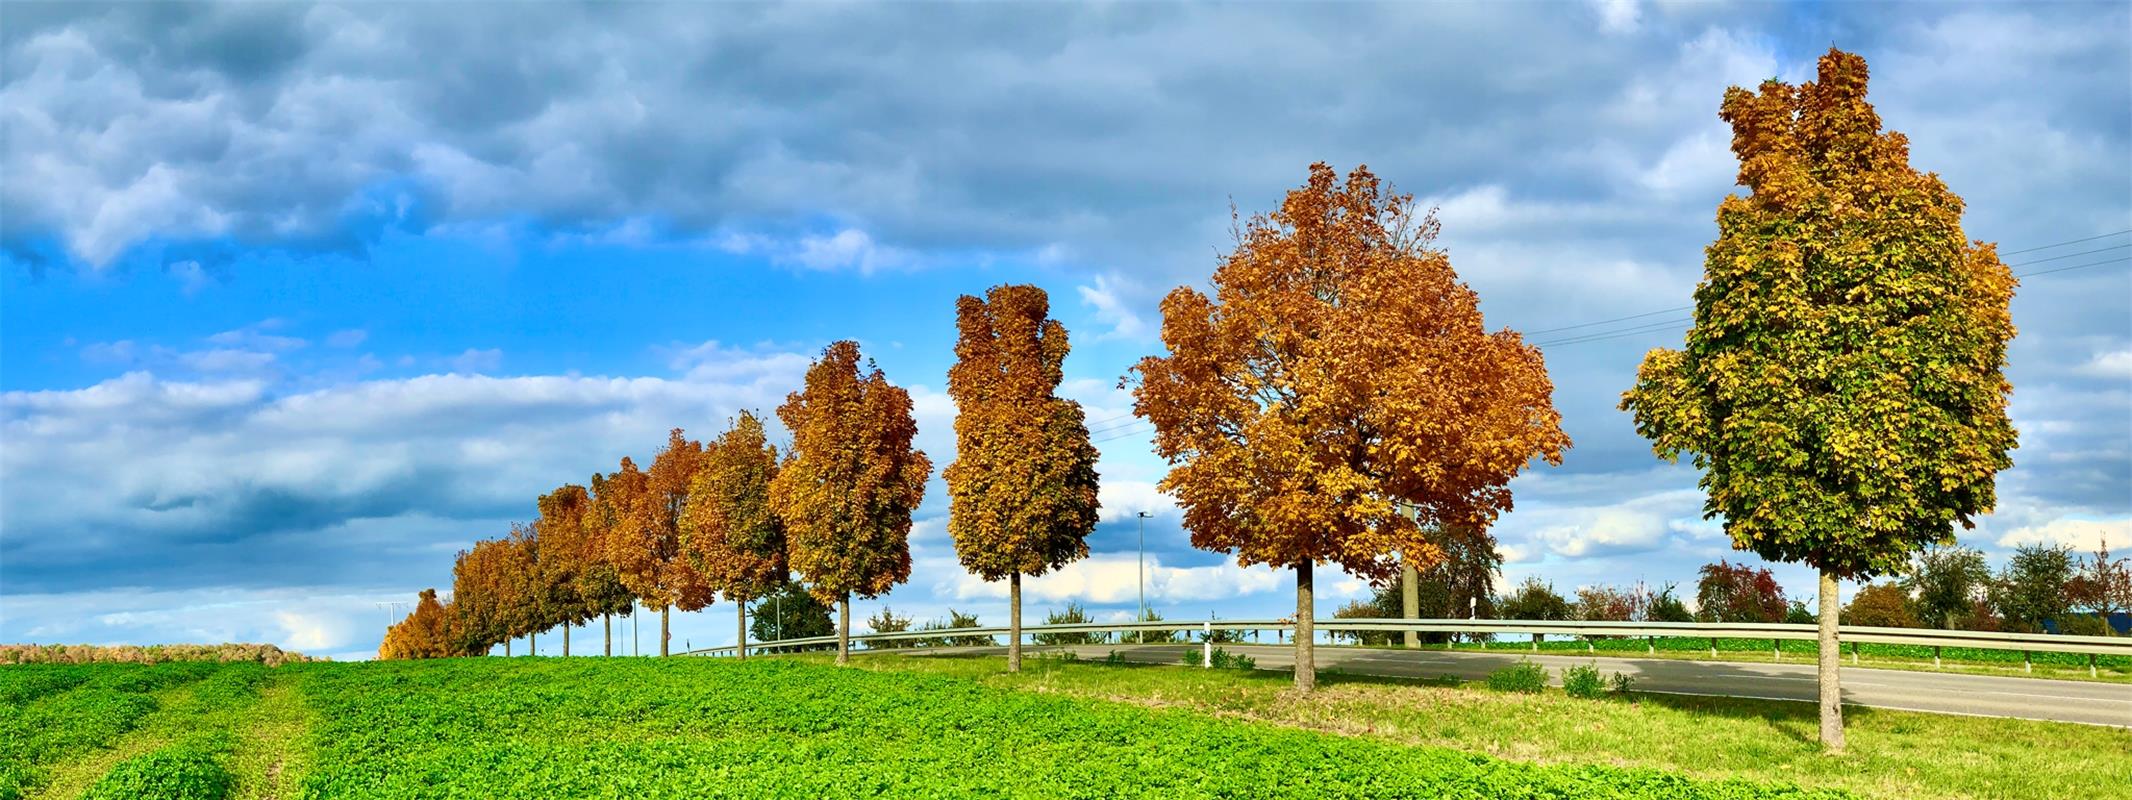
[1136,511,1153,643]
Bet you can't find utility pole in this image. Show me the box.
[1136,511,1153,644]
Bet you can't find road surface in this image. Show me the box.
[900,642,2132,728]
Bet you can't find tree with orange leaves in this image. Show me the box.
[581,471,639,656]
[531,484,595,656]
[609,434,719,657]
[1621,49,2016,752]
[772,341,932,665]
[379,588,457,659]
[682,411,789,660]
[1129,163,1570,691]
[945,284,1101,673]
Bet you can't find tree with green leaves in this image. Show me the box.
[749,581,834,652]
[946,284,1102,673]
[1844,582,1918,628]
[1498,577,1572,648]
[1620,49,2018,752]
[1903,544,1994,630]
[773,341,932,665]
[1997,543,2075,633]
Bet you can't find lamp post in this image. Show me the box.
[1136,511,1153,643]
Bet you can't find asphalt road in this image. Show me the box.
[907,642,2132,728]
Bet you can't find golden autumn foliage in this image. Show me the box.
[379,588,457,660]
[1130,162,1569,689]
[1618,49,2018,753]
[683,411,789,657]
[945,285,1101,671]
[772,340,931,663]
[608,434,719,657]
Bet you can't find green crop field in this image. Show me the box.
[2,656,1865,800]
[9,653,2128,799]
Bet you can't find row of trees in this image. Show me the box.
[388,289,1103,670]
[1849,541,2129,634]
[395,48,2019,755]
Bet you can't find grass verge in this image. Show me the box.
[846,651,2132,800]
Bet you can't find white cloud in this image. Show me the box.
[1590,0,1640,34]
[1076,273,1151,341]
[447,348,502,374]
[2075,348,2132,380]
[940,553,1284,605]
[325,329,369,348]
[1994,517,2131,552]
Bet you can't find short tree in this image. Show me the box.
[2068,538,2130,624]
[1648,584,1695,623]
[946,284,1102,673]
[773,341,932,665]
[1499,577,1572,648]
[1844,582,1918,628]
[1130,163,1569,691]
[1619,49,2017,751]
[749,581,835,652]
[1032,602,1105,646]
[1693,561,1787,623]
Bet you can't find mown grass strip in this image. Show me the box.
[229,673,314,800]
[14,663,265,800]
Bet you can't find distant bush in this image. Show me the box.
[2057,614,2108,637]
[1562,663,1604,699]
[1033,602,1106,646]
[0,643,316,667]
[1486,659,1548,693]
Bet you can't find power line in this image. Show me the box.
[2017,255,2131,279]
[1999,228,2130,256]
[1523,306,1692,336]
[2005,243,2130,268]
[1532,318,1692,348]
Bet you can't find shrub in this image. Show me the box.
[1033,602,1105,645]
[1486,659,1548,693]
[1608,671,1636,695]
[2058,614,2108,637]
[1179,647,1257,670]
[1103,650,1126,666]
[1562,663,1604,699]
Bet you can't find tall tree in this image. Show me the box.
[1997,543,2075,633]
[532,485,594,656]
[1621,49,2018,751]
[612,434,719,657]
[946,284,1103,673]
[582,471,640,655]
[1129,163,1569,690]
[682,411,790,661]
[773,341,932,665]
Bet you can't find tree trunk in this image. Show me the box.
[1818,569,1846,753]
[837,594,852,666]
[505,639,511,658]
[1401,557,1420,649]
[1295,560,1316,692]
[604,613,612,657]
[1009,573,1023,673]
[530,631,536,657]
[737,597,749,661]
[660,606,671,657]
[563,624,570,658]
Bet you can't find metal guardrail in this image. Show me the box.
[680,617,2132,662]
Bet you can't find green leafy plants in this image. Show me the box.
[1487,659,1549,693]
[1180,647,1256,670]
[1563,663,1605,699]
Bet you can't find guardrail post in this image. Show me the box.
[2091,653,2098,678]
[1709,637,1717,658]
[1849,641,1857,665]
[1772,639,1780,662]
[1647,636,1654,656]
[1202,622,1212,668]
[1933,646,1941,669]
[2023,651,2031,673]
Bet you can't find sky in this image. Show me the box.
[2,1,2127,661]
